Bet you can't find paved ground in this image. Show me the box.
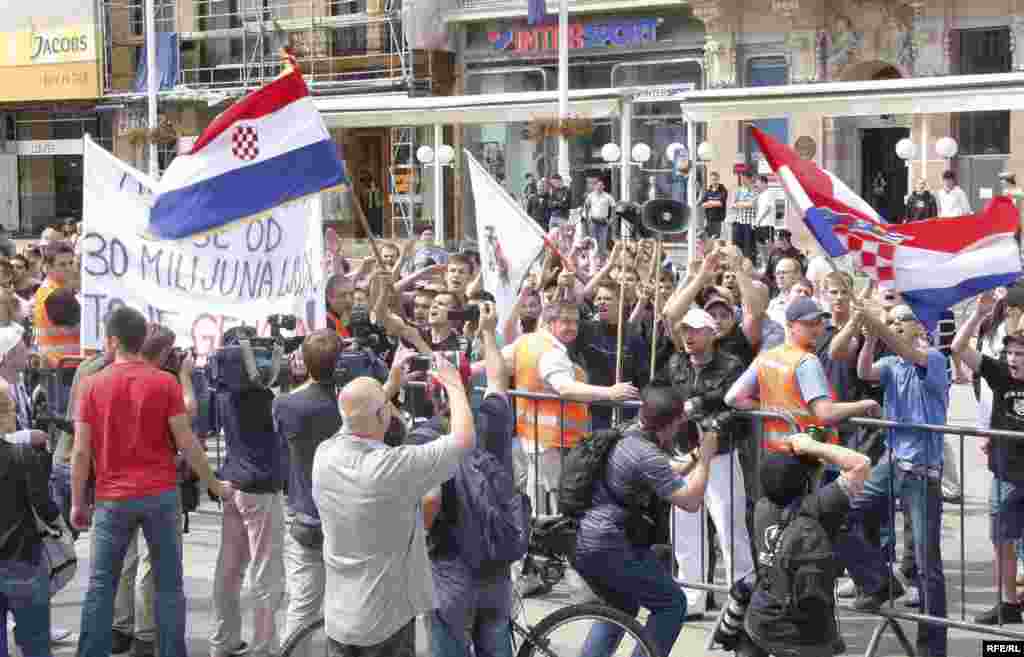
[18,384,1022,657]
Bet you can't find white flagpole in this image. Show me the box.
[557,0,569,180]
[146,0,159,178]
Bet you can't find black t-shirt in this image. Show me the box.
[980,356,1024,483]
[700,185,728,224]
[747,482,849,648]
[717,323,755,367]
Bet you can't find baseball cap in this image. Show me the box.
[785,297,830,323]
[680,308,718,331]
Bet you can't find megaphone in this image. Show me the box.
[641,199,688,235]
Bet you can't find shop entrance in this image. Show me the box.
[344,129,389,238]
[861,126,909,222]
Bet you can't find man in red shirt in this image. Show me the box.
[70,306,226,657]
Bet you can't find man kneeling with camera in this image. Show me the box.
[714,433,870,657]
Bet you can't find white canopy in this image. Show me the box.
[677,72,1024,122]
[314,88,622,128]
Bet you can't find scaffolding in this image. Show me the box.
[101,0,413,96]
[389,126,416,237]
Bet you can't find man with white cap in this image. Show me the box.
[653,307,752,619]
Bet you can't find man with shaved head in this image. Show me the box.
[313,358,476,657]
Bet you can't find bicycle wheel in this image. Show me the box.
[279,617,327,657]
[515,603,660,657]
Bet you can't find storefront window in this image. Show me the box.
[15,113,113,233]
[744,57,789,164]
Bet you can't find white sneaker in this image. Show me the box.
[836,577,857,598]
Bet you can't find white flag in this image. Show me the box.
[465,150,546,338]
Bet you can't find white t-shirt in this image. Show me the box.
[936,186,972,218]
[584,191,615,222]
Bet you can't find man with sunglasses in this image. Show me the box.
[844,302,949,656]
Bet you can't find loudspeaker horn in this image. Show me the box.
[641,199,688,235]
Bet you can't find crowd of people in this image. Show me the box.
[0,168,1020,657]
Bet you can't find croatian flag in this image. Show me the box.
[805,201,1022,330]
[750,126,883,223]
[149,67,347,239]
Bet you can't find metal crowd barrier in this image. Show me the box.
[503,388,1024,657]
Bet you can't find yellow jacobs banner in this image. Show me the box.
[0,24,100,100]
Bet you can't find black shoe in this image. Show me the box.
[832,636,847,654]
[852,579,905,612]
[111,629,133,655]
[975,602,1023,625]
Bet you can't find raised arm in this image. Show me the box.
[664,247,720,324]
[952,291,995,373]
[860,307,929,367]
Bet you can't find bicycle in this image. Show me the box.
[278,516,659,657]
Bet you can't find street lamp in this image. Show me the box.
[895,138,917,209]
[601,142,653,238]
[416,140,454,246]
[936,136,958,163]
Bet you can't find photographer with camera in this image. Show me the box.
[208,325,287,657]
[314,358,477,656]
[409,301,525,657]
[273,329,344,657]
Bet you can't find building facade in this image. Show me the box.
[0,1,107,233]
[447,0,1021,241]
[99,0,456,239]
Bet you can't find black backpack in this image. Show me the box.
[557,429,625,518]
[758,499,838,618]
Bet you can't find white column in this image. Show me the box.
[433,124,444,245]
[556,0,570,179]
[686,119,698,265]
[921,116,929,180]
[620,99,632,202]
[146,0,159,177]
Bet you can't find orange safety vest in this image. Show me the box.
[754,342,839,453]
[513,331,590,450]
[33,279,79,367]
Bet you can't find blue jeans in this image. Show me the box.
[77,490,186,657]
[0,556,51,657]
[428,609,513,657]
[837,456,947,657]
[589,220,610,256]
[575,546,687,657]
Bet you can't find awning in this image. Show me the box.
[315,88,622,128]
[677,72,1024,122]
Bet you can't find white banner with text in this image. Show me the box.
[81,136,325,357]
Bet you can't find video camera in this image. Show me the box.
[207,323,301,392]
[334,305,388,388]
